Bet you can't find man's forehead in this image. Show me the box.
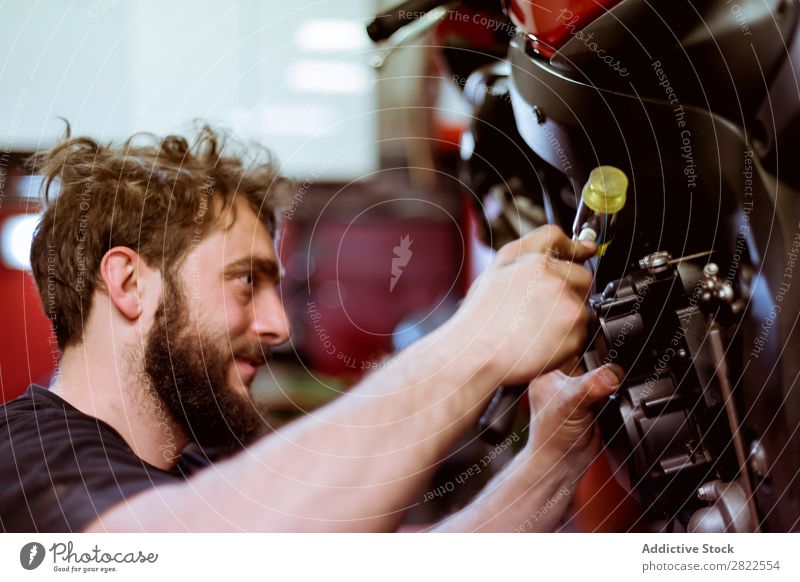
[187,195,280,266]
[216,200,275,248]
[218,196,267,231]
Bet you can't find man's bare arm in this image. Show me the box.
[430,366,622,532]
[429,448,578,533]
[87,322,500,531]
[86,227,596,532]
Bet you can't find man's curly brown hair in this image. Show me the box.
[29,123,292,350]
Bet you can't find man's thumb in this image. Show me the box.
[581,364,624,405]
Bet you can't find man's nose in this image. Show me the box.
[252,289,291,346]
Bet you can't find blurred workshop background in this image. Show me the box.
[0,0,636,529]
[0,0,495,528]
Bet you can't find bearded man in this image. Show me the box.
[0,125,621,532]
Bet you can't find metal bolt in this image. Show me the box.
[703,263,719,277]
[749,439,768,479]
[697,481,720,502]
[639,251,672,274]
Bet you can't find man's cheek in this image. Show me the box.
[222,307,250,335]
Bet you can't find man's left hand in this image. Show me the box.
[524,364,624,468]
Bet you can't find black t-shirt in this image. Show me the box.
[0,386,213,532]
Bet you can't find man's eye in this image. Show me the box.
[239,273,255,286]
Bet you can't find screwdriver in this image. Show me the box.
[572,166,628,254]
[477,166,629,445]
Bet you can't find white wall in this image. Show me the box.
[0,0,378,180]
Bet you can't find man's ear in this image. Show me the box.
[99,246,145,321]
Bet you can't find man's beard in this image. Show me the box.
[142,278,268,454]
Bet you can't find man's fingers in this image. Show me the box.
[535,364,623,409]
[576,364,624,405]
[521,225,596,262]
[551,259,593,296]
[548,233,596,263]
[496,225,596,266]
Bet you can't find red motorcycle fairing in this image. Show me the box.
[503,0,623,56]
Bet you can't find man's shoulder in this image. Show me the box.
[0,386,137,469]
[1,386,60,427]
[0,386,184,532]
[0,386,215,473]
[1,385,42,411]
[1,386,95,434]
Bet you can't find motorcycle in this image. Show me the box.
[368,0,800,532]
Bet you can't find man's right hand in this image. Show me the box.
[447,225,595,385]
